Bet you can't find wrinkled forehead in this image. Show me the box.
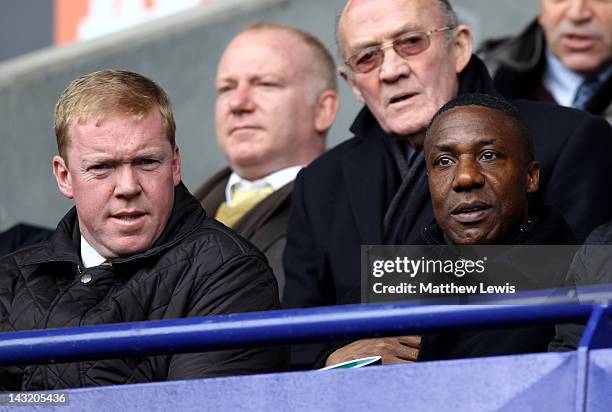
[68,108,164,146]
[338,0,444,55]
[72,108,148,128]
[217,29,305,80]
[67,107,153,145]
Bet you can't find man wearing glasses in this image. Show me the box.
[283,0,612,367]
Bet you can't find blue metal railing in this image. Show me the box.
[0,285,610,366]
[1,287,610,412]
[0,295,608,366]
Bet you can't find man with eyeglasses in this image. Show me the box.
[283,0,612,368]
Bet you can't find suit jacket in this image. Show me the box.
[282,55,612,366]
[194,167,293,298]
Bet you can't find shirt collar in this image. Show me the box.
[224,166,303,206]
[80,235,106,268]
[543,48,585,107]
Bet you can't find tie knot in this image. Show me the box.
[231,185,274,207]
[215,184,274,228]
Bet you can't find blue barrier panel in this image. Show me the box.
[0,302,594,366]
[7,351,576,412]
[586,348,612,412]
[0,293,609,411]
[579,306,612,350]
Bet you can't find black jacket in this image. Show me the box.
[0,183,283,390]
[550,219,612,351]
[283,55,612,366]
[417,207,578,361]
[0,224,53,257]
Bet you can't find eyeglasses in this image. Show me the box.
[345,27,456,74]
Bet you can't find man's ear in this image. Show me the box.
[314,90,340,133]
[172,146,181,187]
[338,66,365,103]
[526,161,540,193]
[452,24,473,74]
[53,155,74,199]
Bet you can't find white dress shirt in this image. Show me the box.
[224,166,304,206]
[543,49,584,108]
[80,235,106,268]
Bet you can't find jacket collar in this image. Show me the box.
[19,182,206,267]
[481,19,544,72]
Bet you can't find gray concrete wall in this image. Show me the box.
[0,0,538,231]
[0,0,53,62]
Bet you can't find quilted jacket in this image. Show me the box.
[0,182,283,390]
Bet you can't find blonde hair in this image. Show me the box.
[54,69,176,160]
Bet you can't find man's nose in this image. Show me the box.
[114,165,141,198]
[228,82,255,113]
[452,159,485,192]
[566,0,592,22]
[378,47,411,83]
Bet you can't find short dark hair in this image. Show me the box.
[426,93,534,161]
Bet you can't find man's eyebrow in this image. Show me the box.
[350,23,422,50]
[80,155,114,165]
[216,76,237,86]
[477,138,497,147]
[432,143,455,152]
[217,72,282,83]
[388,22,422,38]
[80,150,165,165]
[133,149,164,158]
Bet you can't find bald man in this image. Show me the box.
[195,22,338,297]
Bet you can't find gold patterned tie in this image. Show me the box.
[215,185,274,227]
